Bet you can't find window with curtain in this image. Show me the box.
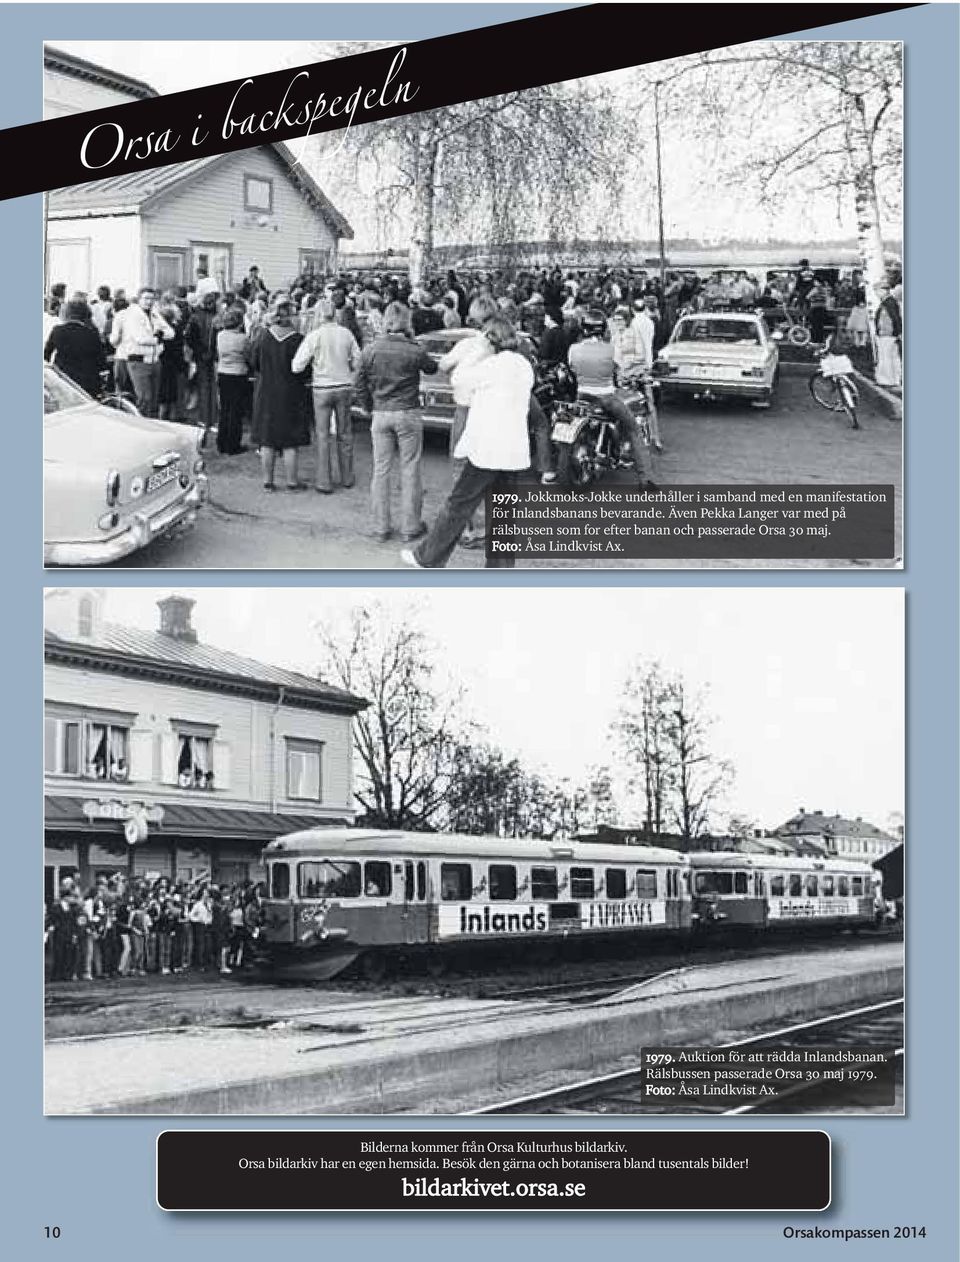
[177,734,214,789]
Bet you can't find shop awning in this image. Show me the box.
[44,795,349,841]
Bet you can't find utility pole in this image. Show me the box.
[654,79,667,291]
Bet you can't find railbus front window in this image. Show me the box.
[489,864,517,901]
[298,861,361,899]
[270,863,290,899]
[695,871,734,896]
[531,866,558,901]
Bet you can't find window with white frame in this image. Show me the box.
[45,715,82,776]
[177,733,214,790]
[244,174,274,213]
[87,723,130,782]
[45,711,131,782]
[286,738,323,801]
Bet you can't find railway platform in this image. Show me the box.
[45,940,903,1115]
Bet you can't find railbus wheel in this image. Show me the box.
[424,952,447,979]
[359,950,388,983]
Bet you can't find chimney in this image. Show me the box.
[157,595,198,644]
[798,806,805,814]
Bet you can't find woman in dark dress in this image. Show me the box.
[44,299,106,397]
[250,297,310,489]
[157,292,188,422]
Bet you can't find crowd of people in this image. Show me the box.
[42,255,903,564]
[45,872,264,983]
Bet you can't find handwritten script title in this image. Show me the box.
[78,48,418,171]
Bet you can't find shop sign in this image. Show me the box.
[82,798,165,824]
[82,799,165,844]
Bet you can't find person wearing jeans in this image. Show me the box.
[355,302,438,541]
[291,299,360,492]
[403,314,534,569]
[437,294,498,545]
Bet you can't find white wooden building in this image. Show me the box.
[44,591,367,898]
[44,47,353,296]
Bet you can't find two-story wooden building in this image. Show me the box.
[44,590,367,900]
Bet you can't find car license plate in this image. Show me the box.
[551,421,577,443]
[146,463,180,494]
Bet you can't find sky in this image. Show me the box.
[69,586,905,833]
[47,39,901,250]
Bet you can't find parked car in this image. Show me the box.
[44,363,208,565]
[653,310,780,407]
[414,328,538,428]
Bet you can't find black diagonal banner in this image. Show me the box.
[17,2,915,202]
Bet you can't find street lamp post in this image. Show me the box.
[654,79,667,293]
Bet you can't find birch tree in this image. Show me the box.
[635,42,901,312]
[303,58,631,283]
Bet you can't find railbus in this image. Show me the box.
[258,828,692,980]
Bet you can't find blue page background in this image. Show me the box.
[11,4,958,1258]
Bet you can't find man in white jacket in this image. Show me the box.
[403,315,533,569]
[109,287,173,416]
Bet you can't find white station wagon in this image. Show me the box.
[653,310,780,408]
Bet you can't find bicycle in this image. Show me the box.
[809,348,861,429]
[775,301,812,347]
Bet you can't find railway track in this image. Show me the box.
[467,997,904,1116]
[47,936,900,1045]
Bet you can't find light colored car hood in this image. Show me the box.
[45,403,196,470]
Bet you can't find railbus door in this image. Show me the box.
[401,860,429,944]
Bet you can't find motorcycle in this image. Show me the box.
[544,366,653,490]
